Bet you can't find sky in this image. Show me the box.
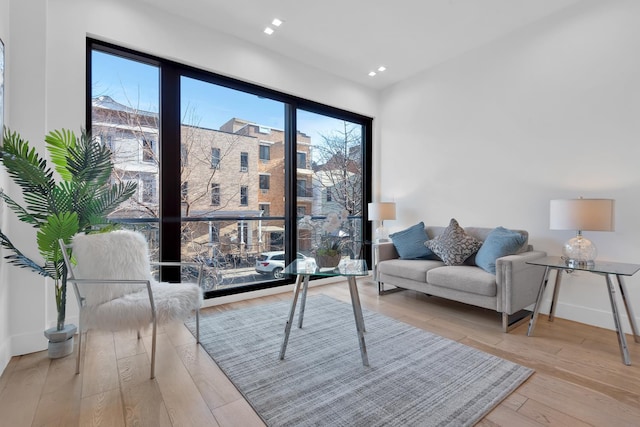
[91,50,356,146]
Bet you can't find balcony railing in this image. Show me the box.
[108,214,363,296]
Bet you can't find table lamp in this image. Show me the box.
[550,198,614,268]
[368,202,396,242]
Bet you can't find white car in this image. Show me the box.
[255,251,307,279]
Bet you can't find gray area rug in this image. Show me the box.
[186,294,533,426]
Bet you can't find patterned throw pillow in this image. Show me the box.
[424,218,483,266]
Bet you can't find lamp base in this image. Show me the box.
[374,225,389,243]
[562,232,597,268]
[563,258,595,269]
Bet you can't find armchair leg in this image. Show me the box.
[196,309,200,343]
[150,319,157,379]
[76,330,82,375]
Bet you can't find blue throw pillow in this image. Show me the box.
[389,222,437,260]
[475,227,527,274]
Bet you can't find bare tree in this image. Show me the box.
[313,121,363,217]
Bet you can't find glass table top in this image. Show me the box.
[526,256,640,276]
[283,258,369,277]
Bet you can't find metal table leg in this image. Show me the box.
[528,266,551,336]
[279,275,304,360]
[348,276,369,366]
[617,275,640,344]
[548,269,563,322]
[297,275,310,328]
[606,274,631,365]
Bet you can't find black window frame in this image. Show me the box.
[87,38,373,298]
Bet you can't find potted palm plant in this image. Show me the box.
[0,128,136,357]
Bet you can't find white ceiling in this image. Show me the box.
[139,0,584,90]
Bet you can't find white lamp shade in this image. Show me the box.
[550,199,614,231]
[368,202,396,221]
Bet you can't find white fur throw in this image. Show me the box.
[72,230,202,332]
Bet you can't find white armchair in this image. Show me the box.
[59,229,203,379]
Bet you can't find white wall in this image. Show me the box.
[0,0,377,371]
[379,0,640,332]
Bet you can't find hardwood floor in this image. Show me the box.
[1,278,639,426]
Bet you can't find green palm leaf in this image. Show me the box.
[0,129,57,217]
[0,229,49,277]
[37,212,79,280]
[1,127,136,328]
[44,129,77,181]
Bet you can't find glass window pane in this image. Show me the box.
[296,110,364,261]
[90,49,160,255]
[180,77,287,291]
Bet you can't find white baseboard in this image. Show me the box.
[544,301,639,335]
[11,330,48,356]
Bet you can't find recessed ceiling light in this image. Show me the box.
[378,66,387,72]
[272,18,283,27]
[264,27,274,35]
[368,71,376,77]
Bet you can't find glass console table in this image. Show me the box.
[279,259,370,366]
[526,256,640,365]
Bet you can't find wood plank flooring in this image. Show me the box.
[1,278,639,426]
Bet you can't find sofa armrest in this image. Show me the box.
[374,242,399,262]
[495,250,547,315]
[373,242,398,281]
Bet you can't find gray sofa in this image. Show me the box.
[375,225,547,332]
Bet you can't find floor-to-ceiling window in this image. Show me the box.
[88,39,372,297]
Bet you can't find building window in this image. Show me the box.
[259,174,270,191]
[211,183,220,206]
[142,175,156,203]
[240,185,248,206]
[297,206,306,217]
[297,179,308,197]
[142,138,155,163]
[240,152,249,172]
[326,188,333,202]
[211,147,220,169]
[181,181,188,203]
[181,144,188,167]
[259,203,270,217]
[297,151,307,169]
[210,225,220,244]
[259,144,270,161]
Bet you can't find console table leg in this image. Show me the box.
[528,266,551,336]
[549,269,563,322]
[348,276,369,366]
[280,275,304,360]
[617,275,640,344]
[606,274,631,365]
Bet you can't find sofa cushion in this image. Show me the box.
[377,259,444,282]
[424,218,483,266]
[389,221,437,260]
[427,266,497,297]
[475,227,528,274]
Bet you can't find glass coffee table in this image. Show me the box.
[279,259,370,366]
